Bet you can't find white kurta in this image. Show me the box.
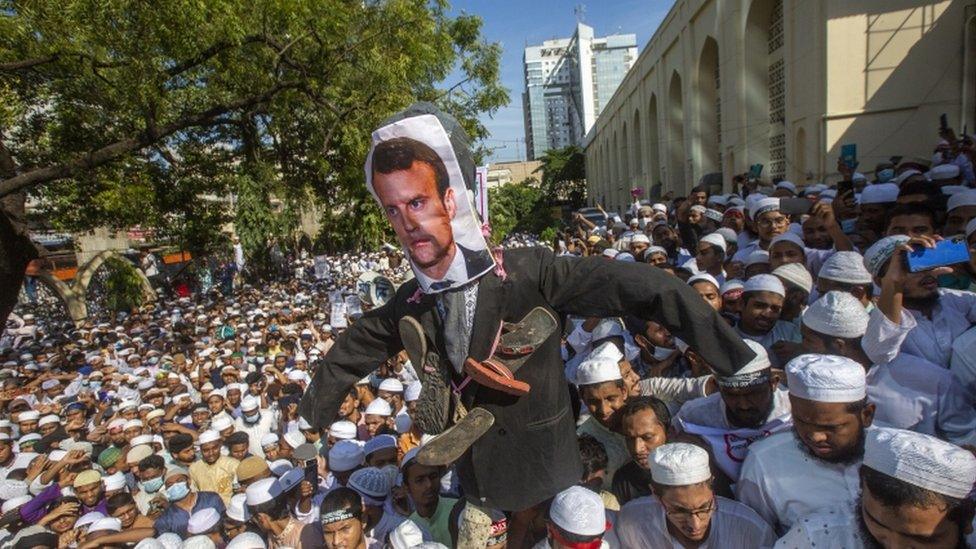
[736,431,861,535]
[868,352,976,446]
[614,496,775,549]
[774,507,866,549]
[862,289,976,368]
[735,322,801,367]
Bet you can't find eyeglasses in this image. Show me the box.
[662,498,717,521]
[757,215,789,228]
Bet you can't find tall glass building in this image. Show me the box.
[523,23,637,160]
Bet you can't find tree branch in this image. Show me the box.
[0,82,301,198]
[0,55,60,72]
[165,35,264,77]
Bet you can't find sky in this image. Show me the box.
[446,0,674,163]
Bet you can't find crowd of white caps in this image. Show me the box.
[3,146,976,548]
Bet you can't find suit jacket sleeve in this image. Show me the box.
[534,247,753,376]
[298,302,401,429]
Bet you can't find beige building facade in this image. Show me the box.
[486,160,544,188]
[584,0,973,212]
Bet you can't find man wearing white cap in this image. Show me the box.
[363,398,395,439]
[776,427,976,548]
[615,442,774,548]
[771,263,813,326]
[737,354,874,534]
[246,476,322,547]
[234,396,276,458]
[674,340,792,482]
[944,189,976,237]
[734,274,801,366]
[816,251,875,310]
[533,485,613,549]
[575,347,631,489]
[861,234,976,368]
[800,291,976,445]
[694,233,727,285]
[857,183,900,235]
[189,429,239,505]
[687,274,722,312]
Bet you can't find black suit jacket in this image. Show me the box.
[457,243,495,281]
[300,247,754,511]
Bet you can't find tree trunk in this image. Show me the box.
[0,194,38,330]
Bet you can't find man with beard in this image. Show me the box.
[674,340,791,482]
[734,275,801,365]
[862,235,976,368]
[775,427,976,548]
[736,353,873,534]
[234,396,276,458]
[615,443,775,548]
[612,396,672,505]
[574,348,630,490]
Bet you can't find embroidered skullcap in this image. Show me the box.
[749,197,780,220]
[133,539,165,549]
[378,378,404,393]
[720,279,744,297]
[348,467,393,503]
[716,340,771,389]
[947,189,976,212]
[615,252,636,262]
[236,456,269,482]
[863,235,910,277]
[649,442,711,485]
[88,516,122,533]
[786,354,866,403]
[329,440,365,472]
[212,415,234,432]
[245,477,282,506]
[631,234,650,245]
[73,469,102,488]
[187,508,221,535]
[802,291,869,339]
[575,349,622,387]
[364,434,398,458]
[743,274,785,297]
[688,273,720,290]
[859,183,899,205]
[226,532,267,549]
[365,398,393,417]
[704,209,724,222]
[744,250,770,267]
[864,427,976,499]
[773,263,813,294]
[776,181,797,194]
[156,533,183,549]
[328,421,357,440]
[818,251,873,285]
[404,382,422,402]
[690,205,707,215]
[97,447,123,469]
[550,485,607,537]
[699,232,727,252]
[770,232,805,252]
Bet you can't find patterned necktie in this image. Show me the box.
[429,280,456,292]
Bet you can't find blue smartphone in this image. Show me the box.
[840,144,857,170]
[907,237,970,273]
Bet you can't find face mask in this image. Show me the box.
[877,168,894,182]
[140,476,164,494]
[165,481,190,502]
[243,411,260,424]
[652,345,675,361]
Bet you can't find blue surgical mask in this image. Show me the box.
[140,476,164,494]
[877,168,894,183]
[165,481,190,502]
[243,411,260,424]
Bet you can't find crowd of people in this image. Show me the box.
[2,130,976,549]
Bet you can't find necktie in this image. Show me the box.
[429,280,456,292]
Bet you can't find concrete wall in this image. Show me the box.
[584,0,971,213]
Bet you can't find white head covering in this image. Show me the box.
[699,232,727,252]
[328,421,358,440]
[716,340,772,388]
[378,378,404,393]
[591,318,625,341]
[329,440,365,472]
[181,536,217,549]
[404,382,422,402]
[389,520,426,549]
[859,183,900,205]
[103,471,126,491]
[197,430,221,445]
[364,434,398,457]
[212,415,234,432]
[769,232,805,253]
[802,291,869,339]
[744,250,770,267]
[864,427,976,499]
[240,396,260,412]
[282,431,304,450]
[750,197,780,220]
[365,398,393,417]
[226,532,267,549]
[773,263,813,294]
[88,516,123,533]
[575,348,622,387]
[549,486,607,537]
[776,180,797,194]
[786,354,866,403]
[260,433,279,448]
[927,163,961,181]
[818,251,873,285]
[244,477,282,506]
[863,235,911,278]
[1,495,30,514]
[0,479,28,500]
[649,443,712,485]
[743,274,785,297]
[187,507,221,535]
[631,234,651,245]
[947,189,976,213]
[226,493,250,523]
[348,467,393,501]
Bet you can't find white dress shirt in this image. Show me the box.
[736,431,862,535]
[614,495,775,549]
[774,506,866,549]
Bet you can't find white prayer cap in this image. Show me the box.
[245,477,282,506]
[699,232,727,252]
[773,263,813,294]
[17,410,39,422]
[786,354,866,403]
[269,459,292,476]
[0,479,28,500]
[649,442,712,485]
[282,431,304,450]
[286,370,306,382]
[631,234,651,245]
[365,398,393,417]
[349,466,393,500]
[134,539,165,549]
[157,533,183,549]
[967,217,976,239]
[198,430,221,445]
[743,274,785,297]
[770,232,805,252]
[328,421,358,441]
[575,353,622,387]
[260,433,279,448]
[948,189,976,212]
[226,532,264,549]
[240,396,260,412]
[182,535,217,549]
[601,248,619,259]
[716,340,772,389]
[715,227,737,244]
[329,440,365,472]
[187,507,221,535]
[591,318,625,341]
[749,197,780,220]
[404,382,422,402]
[927,163,961,181]
[38,414,59,427]
[704,209,723,223]
[744,250,770,267]
[859,183,899,205]
[212,415,234,432]
[103,471,126,491]
[364,434,398,457]
[720,279,744,296]
[390,520,426,549]
[776,180,797,194]
[818,251,873,285]
[298,417,313,431]
[226,493,250,523]
[75,511,106,530]
[863,235,910,278]
[88,516,123,533]
[687,273,720,290]
[40,379,59,390]
[802,291,869,339]
[645,245,667,257]
[226,532,266,549]
[124,419,143,431]
[550,486,607,537]
[378,378,404,393]
[864,427,976,499]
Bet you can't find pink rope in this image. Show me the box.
[407,287,423,304]
[481,222,507,280]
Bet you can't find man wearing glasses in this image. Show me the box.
[614,442,774,547]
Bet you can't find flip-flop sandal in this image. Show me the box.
[464,357,531,397]
[416,407,496,466]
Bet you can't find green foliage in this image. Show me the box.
[536,145,587,209]
[487,177,560,244]
[103,257,144,312]
[1,0,509,255]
